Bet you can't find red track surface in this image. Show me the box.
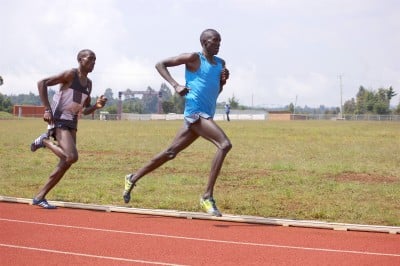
[1,202,399,265]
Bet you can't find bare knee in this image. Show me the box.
[65,153,78,165]
[220,140,232,153]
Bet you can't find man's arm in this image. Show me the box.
[155,52,199,96]
[82,96,107,115]
[37,70,73,110]
[82,79,107,115]
[38,69,74,123]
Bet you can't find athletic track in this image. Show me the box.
[1,201,399,265]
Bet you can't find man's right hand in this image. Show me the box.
[43,110,53,124]
[175,85,189,96]
[221,68,229,85]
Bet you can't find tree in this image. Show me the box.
[288,102,294,113]
[343,98,356,114]
[228,95,239,109]
[387,86,397,102]
[103,88,115,105]
[374,88,390,114]
[104,104,118,114]
[162,92,185,113]
[355,86,368,114]
[353,86,396,115]
[123,98,143,113]
[0,93,12,112]
[158,83,185,114]
[104,88,114,99]
[0,76,3,86]
[142,86,158,113]
[161,101,175,113]
[9,92,41,105]
[159,83,172,100]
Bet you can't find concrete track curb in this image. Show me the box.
[1,195,399,234]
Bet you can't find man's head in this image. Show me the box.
[200,29,221,55]
[77,49,96,73]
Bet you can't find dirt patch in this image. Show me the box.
[331,172,399,184]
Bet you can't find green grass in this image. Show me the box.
[1,118,399,226]
[0,111,13,118]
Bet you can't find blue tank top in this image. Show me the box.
[184,52,223,117]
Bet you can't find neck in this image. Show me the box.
[78,68,88,77]
[201,52,215,64]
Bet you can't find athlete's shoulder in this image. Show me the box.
[180,52,200,61]
[62,68,77,80]
[181,52,201,71]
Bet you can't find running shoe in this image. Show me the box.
[123,174,135,203]
[200,197,222,217]
[32,198,57,209]
[30,133,48,152]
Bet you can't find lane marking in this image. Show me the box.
[1,218,399,258]
[0,243,186,265]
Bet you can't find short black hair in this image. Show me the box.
[77,49,95,61]
[200,29,220,45]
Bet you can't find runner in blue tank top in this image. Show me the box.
[184,52,223,118]
[123,29,231,217]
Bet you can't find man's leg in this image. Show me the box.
[34,128,78,201]
[123,125,199,203]
[190,117,232,199]
[190,118,232,216]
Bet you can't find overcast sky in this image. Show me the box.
[1,0,399,108]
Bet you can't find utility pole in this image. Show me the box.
[338,75,343,119]
[117,91,123,120]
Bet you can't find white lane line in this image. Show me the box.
[0,243,186,266]
[1,218,399,258]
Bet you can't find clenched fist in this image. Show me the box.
[96,95,107,109]
[220,67,229,86]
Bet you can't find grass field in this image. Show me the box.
[0,118,399,226]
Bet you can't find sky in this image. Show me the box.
[1,0,399,108]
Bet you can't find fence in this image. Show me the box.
[291,114,400,121]
[92,113,400,121]
[2,111,400,122]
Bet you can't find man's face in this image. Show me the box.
[79,51,96,72]
[203,33,221,55]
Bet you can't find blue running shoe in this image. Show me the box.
[30,133,48,152]
[32,198,57,209]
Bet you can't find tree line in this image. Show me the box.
[0,78,237,114]
[343,86,399,115]
[1,75,399,115]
